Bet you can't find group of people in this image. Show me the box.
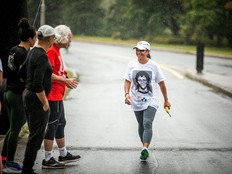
[0,17,171,174]
[0,18,80,174]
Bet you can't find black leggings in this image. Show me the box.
[44,101,66,140]
[1,90,26,161]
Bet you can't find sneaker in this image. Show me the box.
[2,160,7,169]
[140,148,149,161]
[42,157,65,169]
[29,169,38,174]
[2,161,22,173]
[58,152,81,164]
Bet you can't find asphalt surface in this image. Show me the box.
[0,43,232,174]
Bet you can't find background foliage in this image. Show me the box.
[27,0,232,47]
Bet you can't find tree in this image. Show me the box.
[104,0,131,38]
[61,0,104,36]
[223,0,232,47]
[26,0,232,47]
[27,0,64,29]
[181,0,232,47]
[105,0,184,39]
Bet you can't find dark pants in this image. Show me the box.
[1,90,26,161]
[21,89,50,173]
[44,101,66,140]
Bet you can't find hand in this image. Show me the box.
[65,78,78,89]
[125,94,131,105]
[164,100,171,109]
[43,103,49,111]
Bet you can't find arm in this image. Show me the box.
[36,91,49,111]
[52,73,78,89]
[158,81,171,109]
[33,56,50,111]
[0,71,3,86]
[124,79,131,105]
[0,59,3,86]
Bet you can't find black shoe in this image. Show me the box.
[58,152,81,164]
[42,157,65,169]
[29,169,37,174]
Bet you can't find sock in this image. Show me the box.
[45,151,52,161]
[59,146,67,157]
[142,147,148,151]
[1,156,7,162]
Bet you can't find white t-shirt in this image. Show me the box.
[124,59,165,111]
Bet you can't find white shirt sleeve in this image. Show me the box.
[151,62,165,83]
[0,59,3,72]
[123,61,135,82]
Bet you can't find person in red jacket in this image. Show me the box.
[42,25,80,169]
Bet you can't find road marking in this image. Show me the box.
[160,65,184,79]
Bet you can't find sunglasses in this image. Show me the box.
[136,49,146,52]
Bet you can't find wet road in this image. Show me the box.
[7,41,232,174]
[63,41,232,148]
[59,42,232,173]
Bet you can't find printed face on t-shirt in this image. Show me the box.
[133,70,152,95]
[137,76,147,89]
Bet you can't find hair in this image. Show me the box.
[18,18,36,42]
[54,25,72,44]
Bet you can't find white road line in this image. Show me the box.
[160,65,184,79]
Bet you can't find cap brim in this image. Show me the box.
[133,46,146,50]
[54,33,61,39]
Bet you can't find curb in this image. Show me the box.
[185,71,232,98]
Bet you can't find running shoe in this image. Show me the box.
[140,148,149,161]
[42,157,65,169]
[3,161,22,173]
[58,152,81,164]
[2,160,6,169]
[29,169,38,174]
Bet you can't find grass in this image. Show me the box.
[75,36,232,59]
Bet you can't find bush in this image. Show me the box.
[111,32,121,39]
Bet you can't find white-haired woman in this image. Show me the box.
[42,25,80,169]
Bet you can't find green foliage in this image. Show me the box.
[27,0,232,47]
[27,0,64,28]
[61,0,104,36]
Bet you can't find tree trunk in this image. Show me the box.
[216,34,223,47]
[227,37,232,48]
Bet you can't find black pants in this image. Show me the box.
[44,101,66,140]
[21,89,50,173]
